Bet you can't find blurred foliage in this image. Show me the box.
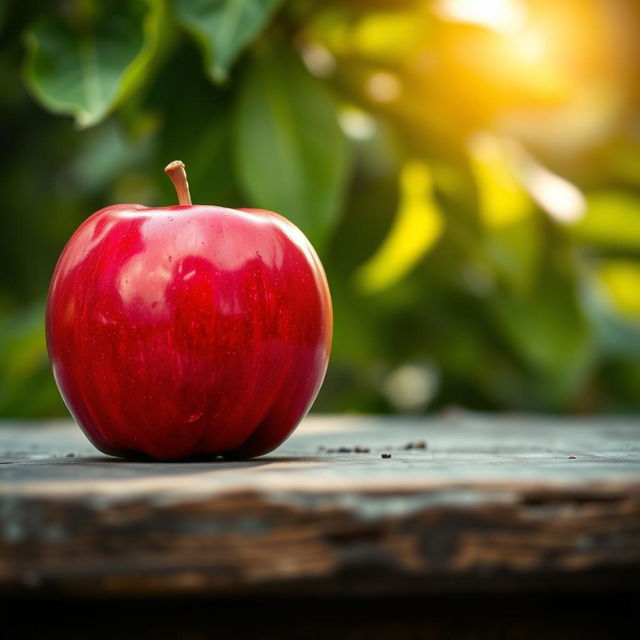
[1,0,640,418]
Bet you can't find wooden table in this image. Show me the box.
[1,413,639,635]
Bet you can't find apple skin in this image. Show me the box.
[46,204,332,460]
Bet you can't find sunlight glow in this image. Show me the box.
[434,0,528,35]
[513,28,547,63]
[300,42,336,77]
[338,106,378,141]
[520,161,586,224]
[366,72,401,103]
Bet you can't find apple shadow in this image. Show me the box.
[74,454,325,466]
[17,454,327,484]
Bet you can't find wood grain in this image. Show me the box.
[1,413,639,596]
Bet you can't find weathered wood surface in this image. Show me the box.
[1,412,639,596]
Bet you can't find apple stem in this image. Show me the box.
[164,160,192,206]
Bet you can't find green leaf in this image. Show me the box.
[23,0,165,128]
[0,303,65,417]
[158,92,236,206]
[235,43,350,249]
[72,119,154,194]
[568,191,640,250]
[483,216,541,295]
[174,0,282,82]
[466,133,541,295]
[490,263,594,407]
[0,1,9,35]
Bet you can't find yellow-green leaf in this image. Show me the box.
[569,191,640,249]
[354,160,444,294]
[597,259,640,319]
[469,133,532,228]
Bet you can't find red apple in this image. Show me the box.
[46,161,332,460]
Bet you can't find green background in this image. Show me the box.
[1,0,640,418]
